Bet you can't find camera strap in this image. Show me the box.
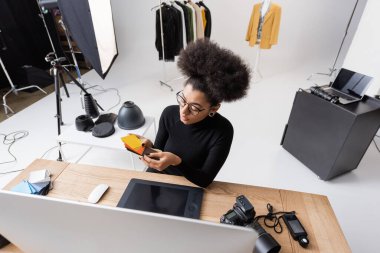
[254,203,295,234]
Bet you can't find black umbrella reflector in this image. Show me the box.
[58,0,118,79]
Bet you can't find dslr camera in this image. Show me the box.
[220,195,281,253]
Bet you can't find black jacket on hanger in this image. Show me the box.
[171,5,184,54]
[175,1,191,44]
[155,4,183,61]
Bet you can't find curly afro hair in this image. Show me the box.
[177,39,251,105]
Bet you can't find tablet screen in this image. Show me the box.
[117,179,203,219]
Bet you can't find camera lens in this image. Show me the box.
[252,222,281,253]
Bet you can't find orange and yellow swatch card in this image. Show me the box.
[121,134,145,155]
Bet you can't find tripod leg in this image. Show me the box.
[53,67,63,161]
[59,72,70,98]
[62,67,104,111]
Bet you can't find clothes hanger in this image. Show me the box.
[151,1,169,11]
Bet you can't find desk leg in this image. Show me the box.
[130,152,136,170]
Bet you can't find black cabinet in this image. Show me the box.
[282,90,380,180]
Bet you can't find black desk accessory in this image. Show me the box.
[117,179,203,219]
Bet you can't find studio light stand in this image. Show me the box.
[36,0,57,59]
[39,0,100,108]
[58,18,92,110]
[39,0,117,160]
[46,53,103,161]
[307,0,360,82]
[36,0,70,98]
[58,19,83,84]
[0,29,47,115]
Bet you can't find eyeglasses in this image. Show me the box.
[176,91,206,115]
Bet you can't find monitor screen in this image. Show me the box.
[0,190,257,253]
[332,68,373,98]
[117,179,203,219]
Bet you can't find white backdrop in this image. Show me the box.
[343,0,380,96]
[108,0,359,79]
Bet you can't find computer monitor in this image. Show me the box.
[0,190,257,253]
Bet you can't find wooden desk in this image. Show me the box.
[1,159,351,253]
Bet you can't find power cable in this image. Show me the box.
[0,130,29,174]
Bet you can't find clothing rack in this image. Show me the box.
[154,0,211,89]
[252,0,271,83]
[252,48,263,83]
[154,0,188,91]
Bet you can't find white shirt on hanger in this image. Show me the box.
[186,3,197,41]
[189,1,204,39]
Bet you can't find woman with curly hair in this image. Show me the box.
[140,39,251,188]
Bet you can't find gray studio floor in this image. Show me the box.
[1,52,379,252]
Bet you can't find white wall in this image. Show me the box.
[109,0,359,79]
[207,0,358,76]
[342,0,380,96]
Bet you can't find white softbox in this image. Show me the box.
[58,0,118,79]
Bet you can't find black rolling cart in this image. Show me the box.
[281,90,380,180]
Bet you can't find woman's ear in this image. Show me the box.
[210,104,221,113]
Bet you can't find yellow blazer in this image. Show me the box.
[246,3,282,49]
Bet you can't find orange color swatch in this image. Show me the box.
[121,134,145,155]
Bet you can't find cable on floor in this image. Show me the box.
[40,143,66,159]
[0,130,29,174]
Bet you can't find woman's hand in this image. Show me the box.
[132,134,153,148]
[141,151,182,171]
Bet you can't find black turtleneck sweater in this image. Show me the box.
[151,105,233,188]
